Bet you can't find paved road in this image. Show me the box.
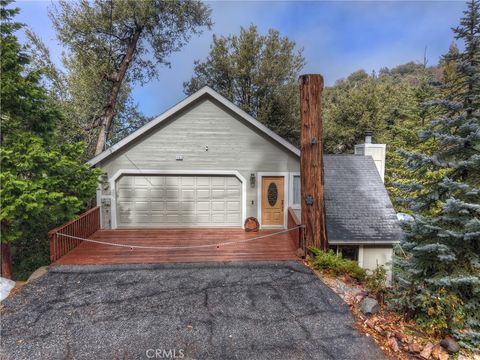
[1,262,386,360]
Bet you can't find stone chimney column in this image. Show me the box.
[354,134,386,182]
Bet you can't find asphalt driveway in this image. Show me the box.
[0,262,386,360]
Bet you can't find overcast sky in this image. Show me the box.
[16,0,466,117]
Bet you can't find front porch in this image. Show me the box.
[53,228,299,265]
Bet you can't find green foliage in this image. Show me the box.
[0,0,59,143]
[0,134,100,243]
[322,63,446,213]
[391,287,465,336]
[184,25,305,145]
[0,1,100,279]
[310,248,367,282]
[394,0,480,349]
[365,266,387,302]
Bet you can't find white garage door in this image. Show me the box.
[116,175,243,227]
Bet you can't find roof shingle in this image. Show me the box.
[323,155,403,244]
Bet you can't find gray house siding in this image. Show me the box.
[97,96,300,228]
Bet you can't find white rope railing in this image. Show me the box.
[56,225,305,251]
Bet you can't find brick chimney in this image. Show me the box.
[354,133,386,182]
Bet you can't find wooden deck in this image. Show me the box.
[53,228,300,265]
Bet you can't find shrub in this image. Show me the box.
[390,287,465,337]
[310,248,366,282]
[365,266,387,303]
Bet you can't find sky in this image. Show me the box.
[15,0,467,117]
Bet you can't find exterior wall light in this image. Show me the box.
[250,173,256,188]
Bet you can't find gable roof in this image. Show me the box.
[88,86,300,166]
[324,155,402,244]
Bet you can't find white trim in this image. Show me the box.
[256,172,290,229]
[329,240,400,245]
[96,188,102,207]
[88,87,300,166]
[358,245,364,267]
[108,169,247,229]
[96,187,103,228]
[289,172,301,210]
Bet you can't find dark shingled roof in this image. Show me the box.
[323,155,403,244]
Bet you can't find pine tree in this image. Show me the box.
[396,0,480,348]
[184,25,305,146]
[0,0,99,279]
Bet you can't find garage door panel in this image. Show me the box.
[134,202,150,211]
[133,189,150,198]
[131,213,150,223]
[116,175,242,227]
[150,189,164,198]
[134,177,150,187]
[227,201,241,211]
[211,177,225,186]
[166,189,179,199]
[166,214,179,223]
[117,176,133,186]
[212,189,225,199]
[226,177,240,186]
[151,202,165,211]
[149,176,165,186]
[226,189,241,198]
[211,213,226,223]
[196,177,210,186]
[181,176,195,186]
[227,213,241,223]
[165,177,179,186]
[181,215,198,223]
[117,189,134,198]
[211,201,225,211]
[196,214,211,223]
[151,213,166,222]
[196,201,210,211]
[118,201,134,210]
[166,201,180,211]
[180,202,195,211]
[181,189,195,200]
[197,189,210,198]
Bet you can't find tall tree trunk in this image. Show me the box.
[95,30,141,155]
[299,74,328,251]
[1,243,13,279]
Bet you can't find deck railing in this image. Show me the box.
[49,207,100,263]
[287,207,305,254]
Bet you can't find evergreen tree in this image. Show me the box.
[184,25,305,145]
[385,63,446,214]
[0,0,99,279]
[396,0,480,348]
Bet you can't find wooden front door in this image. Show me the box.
[261,176,285,226]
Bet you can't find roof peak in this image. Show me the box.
[87,87,300,166]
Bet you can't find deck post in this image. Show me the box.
[299,74,328,251]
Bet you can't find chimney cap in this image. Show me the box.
[364,132,373,144]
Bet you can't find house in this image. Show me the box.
[88,86,402,272]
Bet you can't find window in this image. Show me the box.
[292,175,301,206]
[328,245,359,261]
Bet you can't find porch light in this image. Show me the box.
[250,173,256,188]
